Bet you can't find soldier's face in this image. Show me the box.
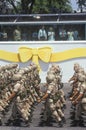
[74,66,79,72]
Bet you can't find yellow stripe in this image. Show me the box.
[0,50,19,62]
[50,48,86,62]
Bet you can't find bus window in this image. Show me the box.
[0,14,86,42]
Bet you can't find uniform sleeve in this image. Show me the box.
[77,86,80,91]
[80,87,84,94]
[80,84,86,94]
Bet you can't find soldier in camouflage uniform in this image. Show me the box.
[69,64,86,122]
[7,63,41,122]
[38,64,65,126]
[48,64,66,108]
[70,68,86,105]
[68,63,81,99]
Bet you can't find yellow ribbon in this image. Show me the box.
[0,50,19,62]
[18,47,52,70]
[0,47,86,69]
[50,48,86,62]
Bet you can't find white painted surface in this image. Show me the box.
[0,41,86,83]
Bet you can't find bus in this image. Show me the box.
[0,13,86,42]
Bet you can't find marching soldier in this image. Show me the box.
[37,70,65,126]
[69,67,86,121]
[71,71,86,105]
[69,63,81,98]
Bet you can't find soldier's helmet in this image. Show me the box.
[47,70,55,75]
[74,63,80,72]
[50,64,61,73]
[0,66,6,71]
[19,69,25,75]
[30,63,38,70]
[23,67,30,73]
[12,74,22,81]
[19,67,30,74]
[74,63,80,67]
[55,65,61,73]
[81,98,86,111]
[7,63,18,69]
[46,74,55,83]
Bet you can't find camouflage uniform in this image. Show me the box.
[0,63,41,123]
[69,63,81,99]
[46,79,64,122]
[70,67,86,103]
[69,64,86,121]
[38,64,65,124]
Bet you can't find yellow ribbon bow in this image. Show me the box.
[18,46,52,69]
[0,47,86,71]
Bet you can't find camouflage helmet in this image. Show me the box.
[19,69,25,75]
[50,64,61,73]
[46,74,55,83]
[47,70,55,75]
[12,74,22,81]
[0,66,6,71]
[5,63,18,69]
[74,63,80,67]
[54,65,61,73]
[23,67,30,73]
[49,64,57,71]
[30,63,38,70]
[11,63,18,68]
[74,63,80,72]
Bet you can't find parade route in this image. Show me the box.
[0,83,85,130]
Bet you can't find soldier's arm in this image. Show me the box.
[72,93,83,105]
[37,92,49,103]
[7,83,21,101]
[7,92,16,101]
[70,89,79,101]
[41,93,49,101]
[37,84,53,103]
[72,77,78,83]
[68,75,76,82]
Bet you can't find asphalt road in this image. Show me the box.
[0,83,86,130]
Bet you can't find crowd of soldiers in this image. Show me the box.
[0,63,41,125]
[0,62,85,127]
[68,63,86,122]
[0,63,66,126]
